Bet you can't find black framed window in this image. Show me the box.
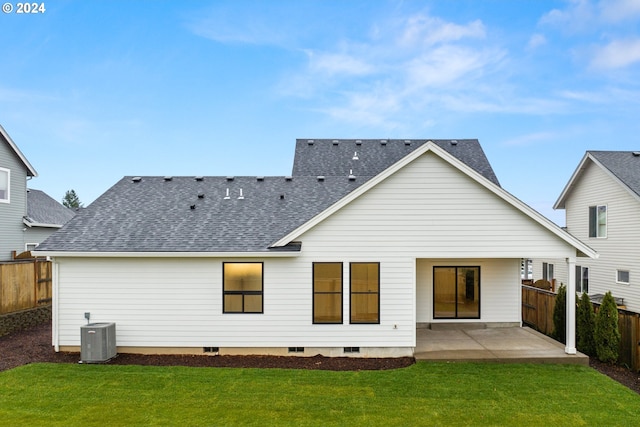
[350,263,380,324]
[433,266,480,319]
[313,263,343,324]
[576,266,589,293]
[223,262,263,313]
[589,205,607,238]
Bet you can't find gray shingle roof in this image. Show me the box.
[589,151,640,197]
[292,139,500,186]
[25,189,76,227]
[38,138,501,253]
[36,176,364,252]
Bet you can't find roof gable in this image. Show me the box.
[0,125,37,177]
[274,141,596,258]
[555,151,640,209]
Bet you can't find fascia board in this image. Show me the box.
[35,251,301,258]
[554,153,591,210]
[0,125,38,177]
[23,218,62,228]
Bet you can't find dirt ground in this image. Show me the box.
[1,323,638,395]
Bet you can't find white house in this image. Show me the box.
[37,139,596,357]
[534,151,640,312]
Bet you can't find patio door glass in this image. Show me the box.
[433,266,480,319]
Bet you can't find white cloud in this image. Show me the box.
[539,0,596,32]
[404,46,497,89]
[590,38,640,69]
[397,15,485,48]
[528,34,547,49]
[598,0,640,23]
[185,4,289,46]
[277,12,509,128]
[502,132,558,147]
[305,50,374,76]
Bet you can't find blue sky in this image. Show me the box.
[2,0,640,225]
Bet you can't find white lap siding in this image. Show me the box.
[55,151,577,350]
[416,259,521,324]
[564,161,640,313]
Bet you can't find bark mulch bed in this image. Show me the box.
[1,323,639,396]
[0,323,413,372]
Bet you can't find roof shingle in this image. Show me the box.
[37,139,500,253]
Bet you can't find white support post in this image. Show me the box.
[565,256,577,354]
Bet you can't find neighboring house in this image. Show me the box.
[0,125,38,260]
[534,151,640,312]
[37,139,596,357]
[23,189,76,252]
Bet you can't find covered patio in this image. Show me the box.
[415,326,589,365]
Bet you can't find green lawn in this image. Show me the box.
[1,362,638,426]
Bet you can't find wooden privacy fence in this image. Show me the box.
[522,285,556,336]
[0,259,52,314]
[522,285,640,372]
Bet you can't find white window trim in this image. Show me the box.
[616,269,630,285]
[0,167,9,203]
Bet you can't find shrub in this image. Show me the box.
[576,292,595,356]
[552,283,566,344]
[594,291,621,363]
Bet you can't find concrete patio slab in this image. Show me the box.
[414,326,589,365]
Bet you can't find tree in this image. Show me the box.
[62,189,83,209]
[594,291,621,363]
[576,292,595,356]
[552,283,566,344]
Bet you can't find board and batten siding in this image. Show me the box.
[0,141,28,260]
[562,161,640,312]
[54,151,579,351]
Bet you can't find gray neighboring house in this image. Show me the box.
[0,125,73,259]
[534,151,640,313]
[0,125,38,260]
[38,139,595,357]
[23,189,76,252]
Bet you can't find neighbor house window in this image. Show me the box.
[0,167,9,203]
[433,267,480,319]
[542,263,554,282]
[223,262,263,313]
[313,262,343,324]
[617,270,630,285]
[589,205,607,238]
[350,263,379,324]
[576,266,589,293]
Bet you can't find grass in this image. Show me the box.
[1,362,639,426]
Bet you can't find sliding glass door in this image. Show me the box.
[433,266,480,319]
